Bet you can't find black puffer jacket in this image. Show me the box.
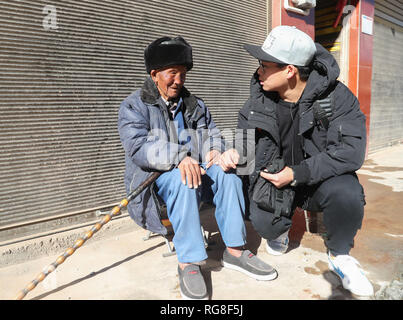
[238,43,367,197]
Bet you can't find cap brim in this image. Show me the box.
[243,44,286,64]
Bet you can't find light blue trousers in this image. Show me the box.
[155,165,246,263]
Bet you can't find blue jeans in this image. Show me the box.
[155,165,246,263]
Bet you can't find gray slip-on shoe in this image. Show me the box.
[222,249,278,281]
[178,264,209,300]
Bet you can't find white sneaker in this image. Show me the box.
[328,252,374,297]
[265,230,289,256]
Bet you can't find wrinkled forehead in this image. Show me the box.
[154,64,188,74]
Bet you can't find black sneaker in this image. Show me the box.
[177,264,209,300]
[221,249,278,281]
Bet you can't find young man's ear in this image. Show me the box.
[285,65,298,80]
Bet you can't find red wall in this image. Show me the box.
[272,1,315,39]
[359,0,374,156]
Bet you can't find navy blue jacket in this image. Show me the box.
[118,77,224,234]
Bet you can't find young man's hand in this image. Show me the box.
[178,156,205,189]
[218,149,240,172]
[260,166,294,189]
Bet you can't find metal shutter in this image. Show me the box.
[0,0,267,241]
[370,0,403,152]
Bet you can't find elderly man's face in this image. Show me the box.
[151,65,187,101]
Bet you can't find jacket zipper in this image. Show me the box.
[290,103,295,165]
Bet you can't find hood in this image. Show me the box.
[249,68,263,98]
[299,43,340,105]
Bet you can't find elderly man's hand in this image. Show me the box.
[178,156,205,189]
[260,166,294,189]
[218,149,240,172]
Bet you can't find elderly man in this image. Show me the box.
[118,36,276,300]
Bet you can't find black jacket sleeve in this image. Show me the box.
[292,82,367,186]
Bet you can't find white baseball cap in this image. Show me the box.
[244,26,316,67]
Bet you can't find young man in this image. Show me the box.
[118,36,276,300]
[232,26,373,297]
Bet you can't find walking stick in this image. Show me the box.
[15,171,162,300]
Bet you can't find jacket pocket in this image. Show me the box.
[299,109,315,135]
[251,158,296,224]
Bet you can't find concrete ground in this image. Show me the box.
[0,144,402,301]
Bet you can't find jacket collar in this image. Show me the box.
[297,43,339,112]
[140,76,161,105]
[140,77,199,116]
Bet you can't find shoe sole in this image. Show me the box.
[179,287,209,300]
[265,242,287,256]
[328,262,374,297]
[222,260,278,281]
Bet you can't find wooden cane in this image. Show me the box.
[15,171,162,300]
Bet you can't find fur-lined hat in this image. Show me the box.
[144,36,193,74]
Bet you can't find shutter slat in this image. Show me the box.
[0,0,267,241]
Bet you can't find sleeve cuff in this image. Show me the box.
[290,163,310,186]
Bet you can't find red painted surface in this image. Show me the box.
[272,0,315,38]
[333,0,348,28]
[348,1,360,96]
[358,0,374,157]
[348,0,374,156]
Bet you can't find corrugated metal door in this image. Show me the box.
[0,0,267,241]
[369,0,403,152]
